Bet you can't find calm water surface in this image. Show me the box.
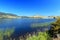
[0,18,55,37]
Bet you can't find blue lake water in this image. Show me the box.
[0,18,55,38]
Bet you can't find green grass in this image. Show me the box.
[26,32,52,40]
[31,22,53,28]
[0,27,14,40]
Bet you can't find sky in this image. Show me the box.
[0,0,60,16]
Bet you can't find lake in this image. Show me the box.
[0,18,55,38]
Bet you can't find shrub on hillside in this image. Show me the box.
[48,18,60,38]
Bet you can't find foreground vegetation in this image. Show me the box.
[0,28,14,40]
[26,32,51,40]
[27,18,60,40]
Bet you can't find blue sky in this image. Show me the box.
[0,0,60,16]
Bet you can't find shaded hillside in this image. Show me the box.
[0,12,17,16]
[0,12,19,18]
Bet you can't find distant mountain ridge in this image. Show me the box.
[0,12,17,16]
[0,12,59,19]
[0,12,20,18]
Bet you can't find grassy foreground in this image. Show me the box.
[0,28,14,40]
[26,18,60,40]
[26,32,52,40]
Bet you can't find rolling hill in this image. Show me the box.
[0,12,19,18]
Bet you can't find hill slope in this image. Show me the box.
[0,12,19,18]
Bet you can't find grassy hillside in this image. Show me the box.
[0,12,20,18]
